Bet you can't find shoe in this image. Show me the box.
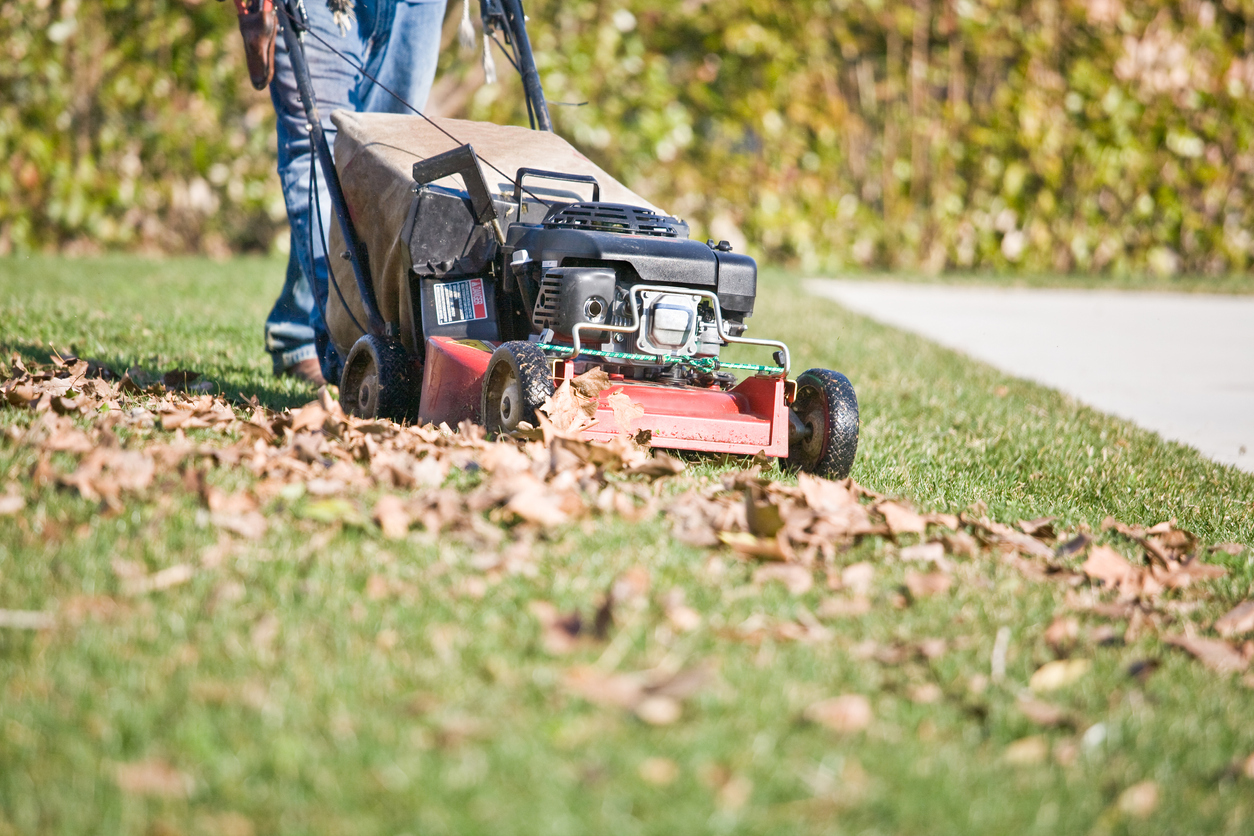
[280,358,326,386]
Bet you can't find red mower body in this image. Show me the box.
[419,336,791,456]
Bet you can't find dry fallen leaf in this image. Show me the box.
[841,562,875,596]
[1082,546,1140,587]
[1156,557,1227,589]
[1018,516,1057,540]
[1017,697,1070,727]
[899,541,946,564]
[977,518,1060,561]
[211,511,268,540]
[661,589,702,633]
[122,564,194,596]
[610,567,651,608]
[541,377,598,434]
[907,682,943,704]
[877,501,927,536]
[638,757,680,786]
[1215,601,1254,638]
[373,495,411,540]
[1117,780,1160,819]
[717,774,753,810]
[505,487,570,527]
[804,694,872,733]
[1003,736,1049,765]
[1055,533,1092,557]
[251,613,280,654]
[563,663,712,725]
[606,392,645,437]
[1163,635,1249,674]
[1029,659,1092,692]
[942,530,980,559]
[1043,616,1080,654]
[114,759,191,798]
[904,570,951,599]
[718,530,788,561]
[569,367,612,401]
[816,596,872,619]
[753,563,814,595]
[635,695,682,725]
[529,601,586,655]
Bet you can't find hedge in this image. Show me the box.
[4,0,1254,275]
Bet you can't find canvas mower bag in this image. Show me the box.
[325,111,658,361]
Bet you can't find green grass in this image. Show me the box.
[2,254,1254,836]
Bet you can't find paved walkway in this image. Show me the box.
[806,279,1254,474]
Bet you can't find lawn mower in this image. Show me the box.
[278,0,859,478]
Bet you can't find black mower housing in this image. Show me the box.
[400,159,756,355]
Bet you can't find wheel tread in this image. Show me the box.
[482,341,555,434]
[789,368,859,480]
[340,335,418,421]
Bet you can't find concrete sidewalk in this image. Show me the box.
[806,279,1254,474]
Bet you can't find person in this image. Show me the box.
[227,0,446,385]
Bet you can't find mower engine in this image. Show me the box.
[508,201,759,383]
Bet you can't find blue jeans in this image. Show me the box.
[264,0,445,380]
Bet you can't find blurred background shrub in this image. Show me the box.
[3,0,1253,275]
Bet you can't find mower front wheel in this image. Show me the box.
[339,334,417,421]
[482,341,554,436]
[788,368,859,480]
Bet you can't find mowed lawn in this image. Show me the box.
[2,254,1253,836]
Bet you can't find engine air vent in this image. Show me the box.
[543,202,684,238]
[532,273,563,331]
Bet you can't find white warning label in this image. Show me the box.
[433,278,488,325]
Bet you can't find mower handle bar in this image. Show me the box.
[513,168,601,207]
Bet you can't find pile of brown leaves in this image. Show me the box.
[2,353,1252,694]
[0,353,683,533]
[666,467,1253,681]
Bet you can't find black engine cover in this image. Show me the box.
[508,224,756,317]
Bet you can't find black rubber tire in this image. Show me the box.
[481,341,554,435]
[788,368,859,480]
[339,334,418,421]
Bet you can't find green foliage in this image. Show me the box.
[0,0,282,255]
[5,0,1254,276]
[461,0,1254,274]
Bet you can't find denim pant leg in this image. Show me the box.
[263,231,320,372]
[356,0,445,115]
[269,2,366,383]
[268,0,445,383]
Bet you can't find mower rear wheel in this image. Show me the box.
[482,341,554,435]
[339,334,417,421]
[788,368,859,480]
